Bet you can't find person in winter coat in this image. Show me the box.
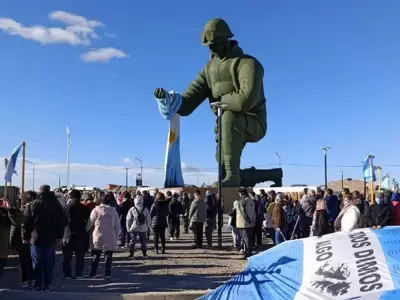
[9,191,35,288]
[85,193,120,279]
[324,189,339,224]
[0,203,11,280]
[334,194,361,232]
[22,185,65,292]
[272,194,288,245]
[205,191,217,247]
[390,191,400,225]
[251,191,265,249]
[142,191,154,240]
[299,190,316,238]
[311,199,331,237]
[352,191,369,217]
[366,192,393,229]
[62,189,90,279]
[168,194,184,240]
[149,192,169,254]
[189,190,207,249]
[228,200,242,251]
[236,188,256,258]
[126,196,151,258]
[118,193,133,248]
[182,193,191,234]
[84,193,97,211]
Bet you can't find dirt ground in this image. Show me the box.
[0,224,263,294]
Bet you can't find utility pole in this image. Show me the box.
[321,147,331,189]
[58,175,61,189]
[341,171,344,190]
[125,168,129,191]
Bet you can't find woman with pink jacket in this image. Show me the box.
[86,192,120,279]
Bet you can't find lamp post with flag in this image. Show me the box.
[66,125,71,188]
[363,155,376,204]
[211,102,227,249]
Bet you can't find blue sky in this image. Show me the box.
[1,0,399,189]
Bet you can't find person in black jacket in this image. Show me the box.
[22,185,64,292]
[62,189,90,279]
[366,192,393,229]
[205,191,217,247]
[118,192,133,248]
[182,193,191,234]
[168,193,184,240]
[150,192,169,254]
[9,191,35,288]
[142,191,154,240]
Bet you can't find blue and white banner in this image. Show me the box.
[201,227,400,300]
[363,157,377,182]
[155,91,184,188]
[4,143,23,183]
[381,175,390,190]
[163,113,184,188]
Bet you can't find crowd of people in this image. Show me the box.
[0,184,399,293]
[0,185,219,292]
[227,187,400,260]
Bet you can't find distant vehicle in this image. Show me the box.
[70,185,101,192]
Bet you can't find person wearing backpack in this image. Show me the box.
[126,195,151,258]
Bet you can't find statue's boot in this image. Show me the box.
[220,155,241,187]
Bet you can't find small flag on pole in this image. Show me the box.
[4,143,23,183]
[66,125,71,145]
[381,174,390,190]
[362,157,376,182]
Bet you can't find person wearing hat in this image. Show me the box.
[235,188,256,258]
[365,192,393,229]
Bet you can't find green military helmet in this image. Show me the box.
[201,18,234,46]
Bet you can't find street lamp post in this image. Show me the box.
[25,160,35,191]
[135,157,143,187]
[275,152,281,167]
[341,171,344,190]
[125,168,129,191]
[321,147,331,189]
[211,102,227,249]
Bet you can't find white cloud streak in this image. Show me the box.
[0,157,217,188]
[0,11,103,45]
[81,47,128,63]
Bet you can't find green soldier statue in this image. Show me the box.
[154,18,267,187]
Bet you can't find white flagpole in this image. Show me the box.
[66,125,71,188]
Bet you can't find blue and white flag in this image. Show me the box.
[363,157,376,182]
[156,91,184,188]
[201,227,400,300]
[381,174,390,190]
[66,125,71,145]
[4,143,23,183]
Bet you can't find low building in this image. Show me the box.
[328,179,365,193]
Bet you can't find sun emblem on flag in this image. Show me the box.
[169,129,176,144]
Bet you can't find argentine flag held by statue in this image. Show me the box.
[155,91,184,188]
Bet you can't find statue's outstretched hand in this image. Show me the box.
[154,88,166,99]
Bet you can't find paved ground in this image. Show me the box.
[0,224,259,294]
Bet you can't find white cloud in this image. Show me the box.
[81,47,128,63]
[0,11,103,45]
[104,32,117,38]
[122,158,134,165]
[0,157,216,189]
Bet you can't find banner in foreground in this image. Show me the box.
[200,227,400,300]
